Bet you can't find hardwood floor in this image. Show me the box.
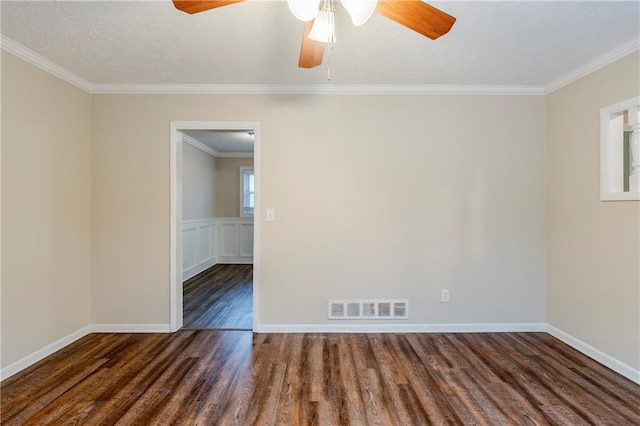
[183,264,252,330]
[1,331,638,425]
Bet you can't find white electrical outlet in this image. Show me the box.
[441,289,450,303]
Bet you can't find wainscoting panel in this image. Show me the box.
[182,219,216,281]
[182,218,253,280]
[220,223,238,258]
[183,226,198,272]
[217,218,254,264]
[198,225,212,264]
[239,223,254,258]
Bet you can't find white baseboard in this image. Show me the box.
[3,322,636,387]
[254,322,546,334]
[255,324,432,333]
[546,324,640,385]
[0,325,92,381]
[183,257,217,281]
[0,323,172,381]
[216,257,253,264]
[90,324,171,333]
[429,322,547,333]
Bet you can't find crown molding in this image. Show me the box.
[91,83,545,96]
[546,37,640,94]
[1,35,543,95]
[0,35,93,93]
[182,133,219,157]
[215,152,254,158]
[2,33,636,97]
[182,133,253,158]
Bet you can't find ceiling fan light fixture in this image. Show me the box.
[341,0,378,26]
[309,10,336,43]
[287,0,321,22]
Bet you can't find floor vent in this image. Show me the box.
[328,300,409,320]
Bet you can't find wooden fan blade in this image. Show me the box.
[298,21,325,68]
[172,1,245,14]
[376,0,456,40]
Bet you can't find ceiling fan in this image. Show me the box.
[172,0,456,69]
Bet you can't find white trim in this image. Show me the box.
[171,121,260,333]
[546,37,640,94]
[428,322,547,333]
[255,324,433,333]
[599,192,640,201]
[2,34,637,97]
[170,122,182,332]
[182,218,216,226]
[3,323,636,386]
[252,125,261,332]
[0,325,92,381]
[214,258,253,265]
[91,84,545,96]
[255,322,546,334]
[0,35,93,92]
[183,258,217,280]
[182,133,219,157]
[546,324,640,385]
[216,152,254,158]
[90,324,171,333]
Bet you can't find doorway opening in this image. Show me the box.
[170,121,260,332]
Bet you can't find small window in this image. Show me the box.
[240,166,254,216]
[600,97,639,201]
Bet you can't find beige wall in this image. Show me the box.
[1,52,92,367]
[182,141,216,220]
[546,52,640,369]
[91,93,546,325]
[216,157,254,218]
[4,43,638,377]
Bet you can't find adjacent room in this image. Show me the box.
[180,128,255,330]
[1,0,639,423]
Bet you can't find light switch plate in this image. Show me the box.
[266,208,276,222]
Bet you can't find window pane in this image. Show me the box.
[241,168,255,215]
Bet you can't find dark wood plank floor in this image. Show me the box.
[2,331,638,425]
[183,264,252,330]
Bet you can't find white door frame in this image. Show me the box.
[170,121,261,332]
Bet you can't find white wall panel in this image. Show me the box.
[183,218,253,280]
[239,223,254,257]
[183,226,198,271]
[217,218,254,264]
[182,219,216,280]
[220,223,238,257]
[197,225,212,263]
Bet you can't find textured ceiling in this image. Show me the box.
[1,1,639,86]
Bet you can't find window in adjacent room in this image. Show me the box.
[600,97,639,201]
[240,166,255,216]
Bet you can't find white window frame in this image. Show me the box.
[240,166,255,217]
[600,96,640,201]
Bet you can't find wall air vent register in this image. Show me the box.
[328,300,409,320]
